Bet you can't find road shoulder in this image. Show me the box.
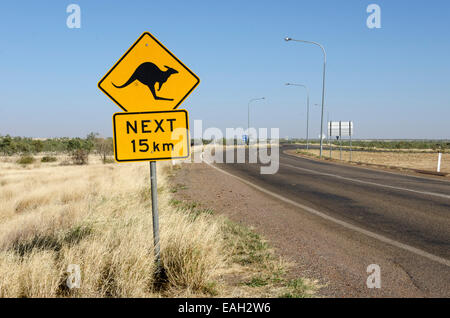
[170,161,439,297]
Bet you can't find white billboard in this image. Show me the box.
[328,121,353,137]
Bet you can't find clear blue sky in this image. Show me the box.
[0,0,449,139]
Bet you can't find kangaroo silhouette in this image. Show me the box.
[112,62,178,101]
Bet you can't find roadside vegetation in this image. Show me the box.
[293,148,449,174]
[0,133,114,165]
[221,220,317,297]
[0,154,317,297]
[285,139,450,152]
[41,156,57,163]
[16,155,35,165]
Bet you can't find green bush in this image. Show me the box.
[41,156,57,163]
[17,156,35,165]
[70,149,89,165]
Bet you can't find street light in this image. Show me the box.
[285,83,310,150]
[247,97,265,145]
[285,37,327,158]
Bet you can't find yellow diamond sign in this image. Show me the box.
[98,32,200,112]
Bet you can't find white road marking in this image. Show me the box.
[280,162,450,200]
[202,152,450,267]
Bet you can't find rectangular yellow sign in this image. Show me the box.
[113,110,190,162]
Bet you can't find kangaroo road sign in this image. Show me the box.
[99,33,197,273]
[112,110,190,162]
[98,32,200,112]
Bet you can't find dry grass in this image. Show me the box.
[294,149,450,174]
[0,156,227,297]
[0,155,317,298]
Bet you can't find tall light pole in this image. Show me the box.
[285,37,327,158]
[247,97,265,145]
[285,83,310,150]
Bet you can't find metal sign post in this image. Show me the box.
[349,121,352,162]
[329,121,332,158]
[329,121,354,162]
[339,121,342,160]
[336,135,340,159]
[328,121,332,158]
[149,161,161,271]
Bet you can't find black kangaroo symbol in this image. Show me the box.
[112,62,178,101]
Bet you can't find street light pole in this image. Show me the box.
[285,37,327,158]
[247,97,265,145]
[327,111,331,158]
[285,83,310,150]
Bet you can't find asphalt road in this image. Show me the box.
[208,144,450,296]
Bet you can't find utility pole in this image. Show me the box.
[285,37,327,158]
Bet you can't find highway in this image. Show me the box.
[203,144,450,296]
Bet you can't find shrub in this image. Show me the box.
[41,156,57,163]
[17,156,34,165]
[102,158,115,164]
[70,149,89,165]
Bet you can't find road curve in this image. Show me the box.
[206,144,450,296]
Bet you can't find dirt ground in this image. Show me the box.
[171,161,434,298]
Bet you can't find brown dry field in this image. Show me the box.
[0,154,316,298]
[296,149,449,174]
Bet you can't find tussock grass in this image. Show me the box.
[0,157,228,297]
[0,155,317,298]
[221,220,319,298]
